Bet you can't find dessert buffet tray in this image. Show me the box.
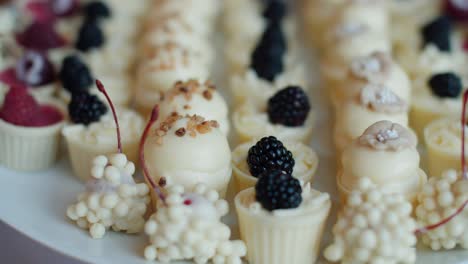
[1,82,468,264]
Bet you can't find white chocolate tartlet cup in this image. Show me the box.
[424,118,467,177]
[0,117,65,171]
[235,187,331,264]
[232,140,319,194]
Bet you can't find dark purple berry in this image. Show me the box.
[15,51,55,87]
[247,136,295,178]
[255,170,302,211]
[268,86,311,127]
[429,72,462,98]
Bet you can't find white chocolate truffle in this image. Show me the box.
[339,121,427,201]
[415,169,468,250]
[325,178,417,264]
[144,114,232,196]
[144,184,246,263]
[158,80,229,135]
[66,154,150,238]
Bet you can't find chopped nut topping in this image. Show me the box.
[153,114,220,144]
[203,90,213,100]
[183,104,191,110]
[175,127,186,137]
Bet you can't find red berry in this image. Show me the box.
[16,21,67,51]
[445,0,468,21]
[26,1,56,23]
[0,87,40,126]
[31,105,64,127]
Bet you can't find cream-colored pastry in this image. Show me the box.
[410,72,465,139]
[230,63,306,108]
[338,121,427,202]
[143,114,232,196]
[415,169,468,250]
[331,51,411,107]
[232,86,314,144]
[320,22,391,93]
[424,118,468,177]
[232,139,319,193]
[334,84,409,153]
[235,183,331,264]
[63,109,144,182]
[66,154,150,239]
[143,184,246,263]
[158,80,229,135]
[324,178,417,264]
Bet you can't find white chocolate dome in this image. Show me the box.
[158,80,230,135]
[144,115,232,195]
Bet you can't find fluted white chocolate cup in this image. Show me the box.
[0,100,65,171]
[62,126,140,182]
[235,188,331,264]
[232,141,318,194]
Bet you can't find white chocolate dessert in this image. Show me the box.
[233,86,314,144]
[334,84,409,153]
[232,139,319,193]
[143,114,232,196]
[338,121,427,202]
[230,62,306,108]
[235,180,331,264]
[331,51,411,107]
[63,108,144,182]
[424,118,468,177]
[67,154,150,239]
[410,72,465,138]
[324,178,417,264]
[158,80,229,135]
[415,170,468,250]
[143,184,246,263]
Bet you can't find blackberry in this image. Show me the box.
[255,170,302,211]
[84,1,112,21]
[59,55,93,93]
[268,86,311,127]
[263,0,287,22]
[69,92,108,125]
[247,136,294,178]
[421,16,452,52]
[250,23,286,81]
[76,20,105,52]
[428,72,462,98]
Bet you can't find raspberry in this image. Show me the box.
[429,72,462,98]
[421,16,452,52]
[16,21,67,51]
[267,86,311,127]
[75,20,105,52]
[255,170,302,211]
[0,86,40,126]
[247,136,294,178]
[68,91,108,125]
[59,55,93,94]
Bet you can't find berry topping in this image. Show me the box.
[263,0,287,22]
[247,136,294,178]
[15,51,55,87]
[445,0,468,21]
[16,21,67,51]
[267,86,311,127]
[428,72,462,98]
[421,16,452,52]
[75,20,105,52]
[59,55,93,93]
[250,22,286,82]
[68,91,108,125]
[84,1,112,21]
[0,86,63,127]
[255,170,302,211]
[50,0,80,17]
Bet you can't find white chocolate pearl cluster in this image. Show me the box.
[66,154,150,239]
[144,184,246,263]
[324,178,417,264]
[415,169,468,250]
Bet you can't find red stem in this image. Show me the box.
[414,89,468,235]
[96,80,122,153]
[139,105,166,205]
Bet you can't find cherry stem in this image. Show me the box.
[139,105,167,205]
[96,80,122,154]
[414,89,468,235]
